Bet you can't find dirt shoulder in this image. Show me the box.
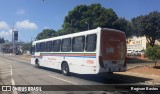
[128,65,160,76]
[116,63,160,85]
[18,54,31,61]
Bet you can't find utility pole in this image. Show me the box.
[12,28,15,54]
[12,26,18,54]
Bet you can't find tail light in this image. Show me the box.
[99,56,104,67]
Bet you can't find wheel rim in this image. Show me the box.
[63,66,68,74]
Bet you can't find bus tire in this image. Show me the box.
[61,62,70,76]
[35,59,40,68]
[107,72,113,74]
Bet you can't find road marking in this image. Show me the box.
[48,75,78,85]
[10,63,13,75]
[10,64,18,94]
[0,74,12,76]
[11,79,15,85]
[0,70,11,73]
[11,79,18,94]
[0,71,11,73]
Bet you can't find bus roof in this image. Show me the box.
[32,27,124,44]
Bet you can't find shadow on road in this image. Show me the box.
[126,56,152,64]
[71,73,152,84]
[39,66,152,84]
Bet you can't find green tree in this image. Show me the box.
[36,29,56,40]
[132,11,160,46]
[62,4,118,32]
[61,4,132,37]
[113,18,132,38]
[21,43,32,53]
[146,46,160,66]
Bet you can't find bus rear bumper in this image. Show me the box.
[99,66,127,73]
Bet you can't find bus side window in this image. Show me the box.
[31,45,35,55]
[72,36,85,52]
[61,38,71,52]
[39,43,42,52]
[86,34,97,51]
[40,42,46,52]
[53,40,61,52]
[46,41,52,52]
[36,43,40,52]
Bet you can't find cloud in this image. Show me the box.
[0,30,12,40]
[16,9,25,15]
[0,21,9,30]
[16,20,38,30]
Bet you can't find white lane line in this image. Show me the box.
[0,74,12,76]
[10,64,18,94]
[0,68,11,71]
[48,75,78,85]
[12,79,18,94]
[10,63,12,75]
[0,71,11,73]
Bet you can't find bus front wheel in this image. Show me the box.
[35,59,40,68]
[61,63,70,76]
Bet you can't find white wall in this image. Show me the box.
[127,36,146,51]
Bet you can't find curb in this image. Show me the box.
[127,65,149,71]
[127,64,155,71]
[145,81,160,85]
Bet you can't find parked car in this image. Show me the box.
[133,50,142,56]
[15,50,22,55]
[127,50,133,55]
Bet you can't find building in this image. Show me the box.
[127,36,160,51]
[127,36,147,51]
[155,40,160,45]
[0,42,25,54]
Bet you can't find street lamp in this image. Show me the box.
[85,22,89,30]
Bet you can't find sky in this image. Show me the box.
[0,0,160,42]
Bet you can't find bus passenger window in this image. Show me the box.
[86,34,97,51]
[39,43,42,52]
[72,36,85,52]
[40,42,45,52]
[53,40,61,52]
[46,41,52,52]
[61,38,71,52]
[36,43,40,52]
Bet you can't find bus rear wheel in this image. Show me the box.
[61,63,70,76]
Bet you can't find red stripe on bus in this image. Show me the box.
[32,53,96,58]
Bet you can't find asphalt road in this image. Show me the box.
[0,54,157,94]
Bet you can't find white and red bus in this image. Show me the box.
[31,27,127,75]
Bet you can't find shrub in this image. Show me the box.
[145,46,160,66]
